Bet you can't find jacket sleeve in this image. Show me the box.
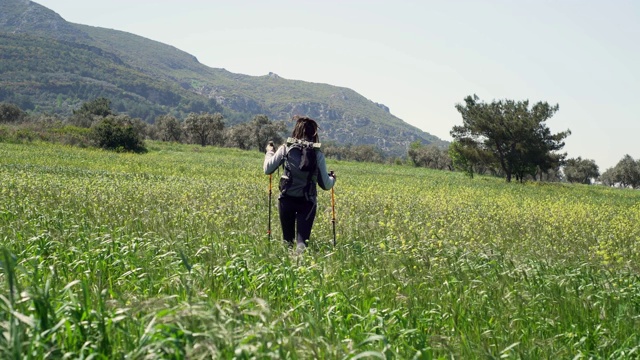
[316,151,336,190]
[263,145,285,175]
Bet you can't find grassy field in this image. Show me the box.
[0,141,639,359]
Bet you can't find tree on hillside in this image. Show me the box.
[408,141,452,170]
[223,116,286,151]
[184,112,224,147]
[563,157,600,184]
[451,95,571,182]
[346,144,385,163]
[599,167,617,187]
[613,155,640,188]
[181,98,222,114]
[226,122,253,150]
[252,115,287,151]
[448,140,499,178]
[69,97,114,127]
[76,97,113,117]
[322,143,386,163]
[537,167,563,182]
[0,103,25,123]
[599,155,640,188]
[155,114,182,142]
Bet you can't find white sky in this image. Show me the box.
[33,0,640,170]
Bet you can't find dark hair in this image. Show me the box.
[291,116,319,142]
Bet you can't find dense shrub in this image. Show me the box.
[0,103,25,123]
[91,115,147,153]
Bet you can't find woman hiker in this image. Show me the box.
[263,116,336,252]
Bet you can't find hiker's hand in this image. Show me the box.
[265,141,275,153]
[329,171,336,180]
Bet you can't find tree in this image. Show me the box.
[91,115,146,153]
[252,115,287,151]
[449,141,474,177]
[600,167,617,187]
[408,141,452,170]
[225,122,253,150]
[75,97,113,117]
[0,103,25,123]
[563,157,600,184]
[321,142,386,163]
[70,97,114,127]
[448,140,499,178]
[613,154,640,188]
[537,167,563,182]
[408,141,428,167]
[451,95,570,182]
[130,117,151,140]
[155,114,182,142]
[184,112,224,146]
[347,144,385,163]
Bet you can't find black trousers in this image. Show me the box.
[278,196,316,245]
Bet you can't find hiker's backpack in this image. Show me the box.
[279,138,320,200]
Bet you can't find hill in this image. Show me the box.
[0,0,446,155]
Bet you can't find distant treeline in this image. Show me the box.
[0,98,393,163]
[2,98,639,189]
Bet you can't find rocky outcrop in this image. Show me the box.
[375,102,390,113]
[1,0,90,42]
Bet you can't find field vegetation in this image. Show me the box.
[0,141,639,359]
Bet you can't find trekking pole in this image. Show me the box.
[268,173,272,241]
[330,172,336,246]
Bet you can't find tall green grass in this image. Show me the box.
[0,141,639,359]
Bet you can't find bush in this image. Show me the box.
[91,115,147,153]
[50,126,93,147]
[0,125,45,144]
[0,103,25,123]
[0,126,10,142]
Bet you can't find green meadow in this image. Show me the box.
[0,141,639,359]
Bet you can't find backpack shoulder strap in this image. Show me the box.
[279,144,294,195]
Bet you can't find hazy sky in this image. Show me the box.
[33,0,639,170]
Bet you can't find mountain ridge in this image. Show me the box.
[0,0,447,154]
